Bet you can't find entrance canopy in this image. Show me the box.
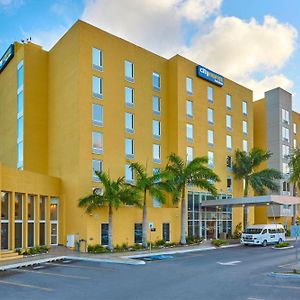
[201,195,300,208]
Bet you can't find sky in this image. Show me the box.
[0,0,299,112]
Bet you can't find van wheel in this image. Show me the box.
[278,238,282,244]
[262,240,267,247]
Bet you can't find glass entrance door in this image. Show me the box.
[50,198,59,245]
[50,223,58,245]
[1,192,10,250]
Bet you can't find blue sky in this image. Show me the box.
[0,0,299,112]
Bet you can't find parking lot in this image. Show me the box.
[0,243,300,300]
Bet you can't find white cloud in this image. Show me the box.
[0,0,24,8]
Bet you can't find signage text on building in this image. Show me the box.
[0,44,14,73]
[196,65,224,87]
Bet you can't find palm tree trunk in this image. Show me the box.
[243,179,249,230]
[180,188,187,244]
[292,183,297,225]
[108,205,113,251]
[142,190,148,248]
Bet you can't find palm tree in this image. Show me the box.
[78,171,140,251]
[288,148,300,224]
[129,162,167,248]
[232,148,282,229]
[166,153,220,244]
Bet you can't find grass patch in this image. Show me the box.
[274,242,290,248]
[211,239,228,247]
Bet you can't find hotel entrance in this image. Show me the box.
[1,192,9,250]
[50,198,59,245]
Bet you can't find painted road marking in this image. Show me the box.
[46,262,117,272]
[33,265,45,270]
[16,269,90,280]
[217,260,241,266]
[0,279,53,292]
[62,260,72,263]
[254,283,300,290]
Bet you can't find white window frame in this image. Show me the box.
[153,144,161,163]
[208,86,213,102]
[208,151,214,168]
[92,104,103,127]
[153,120,161,139]
[153,96,161,115]
[226,115,232,130]
[125,138,134,159]
[125,112,134,133]
[243,120,248,135]
[186,123,194,141]
[226,135,232,150]
[186,77,193,95]
[92,76,103,99]
[242,101,248,116]
[125,87,134,107]
[92,159,102,181]
[153,72,161,91]
[125,60,134,82]
[226,94,232,110]
[208,108,214,124]
[186,147,193,163]
[92,47,103,71]
[92,131,103,154]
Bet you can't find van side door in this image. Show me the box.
[261,228,269,243]
[269,229,277,243]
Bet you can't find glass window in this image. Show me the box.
[163,223,170,242]
[125,138,134,158]
[208,130,214,146]
[17,141,23,169]
[17,116,23,142]
[40,196,46,221]
[186,77,193,94]
[208,108,214,124]
[242,101,248,115]
[208,86,213,102]
[226,155,232,169]
[125,112,134,133]
[92,76,103,98]
[227,177,232,191]
[153,96,160,114]
[125,164,134,183]
[226,94,232,109]
[282,127,290,142]
[283,162,290,174]
[243,140,248,152]
[152,72,160,90]
[125,87,134,106]
[153,120,161,138]
[243,120,248,135]
[15,193,23,221]
[153,197,162,208]
[17,91,24,115]
[187,147,193,162]
[39,223,45,246]
[125,60,134,81]
[293,123,297,134]
[226,135,232,150]
[134,223,143,244]
[153,144,161,163]
[282,145,290,158]
[282,108,290,124]
[17,61,24,90]
[226,115,232,129]
[208,151,214,168]
[28,195,35,221]
[92,131,103,154]
[1,192,9,220]
[92,159,102,181]
[92,104,103,127]
[186,100,193,118]
[92,48,103,70]
[186,124,193,141]
[101,223,109,245]
[50,200,58,221]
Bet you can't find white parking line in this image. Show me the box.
[0,279,53,291]
[254,283,300,290]
[217,260,241,266]
[16,269,90,280]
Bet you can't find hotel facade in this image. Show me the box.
[0,20,299,254]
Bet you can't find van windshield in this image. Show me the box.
[244,228,262,234]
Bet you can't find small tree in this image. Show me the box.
[78,172,140,251]
[129,162,167,248]
[166,153,220,244]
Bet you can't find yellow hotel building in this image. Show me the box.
[0,20,298,253]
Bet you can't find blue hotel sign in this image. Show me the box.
[196,65,224,87]
[0,44,14,73]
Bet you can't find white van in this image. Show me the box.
[240,224,285,247]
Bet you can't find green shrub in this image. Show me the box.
[186,236,203,244]
[275,242,290,248]
[132,243,144,251]
[233,222,243,239]
[211,239,228,247]
[88,244,109,253]
[154,240,166,247]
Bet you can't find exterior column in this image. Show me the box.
[35,194,40,246]
[46,196,50,246]
[10,192,15,250]
[23,193,28,249]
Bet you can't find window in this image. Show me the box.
[294,139,297,149]
[153,197,162,208]
[92,48,103,71]
[283,181,290,192]
[187,147,193,162]
[17,141,23,169]
[163,223,170,242]
[186,100,193,118]
[125,60,134,82]
[125,112,134,133]
[208,151,214,168]
[17,91,24,117]
[282,127,290,142]
[101,223,109,246]
[15,193,23,249]
[17,60,24,170]
[125,164,134,183]
[282,162,290,174]
[226,135,232,150]
[294,123,297,134]
[39,196,46,221]
[152,72,160,90]
[125,138,134,159]
[208,86,213,102]
[125,87,134,107]
[208,130,214,146]
[153,96,160,114]
[153,120,161,139]
[92,131,103,154]
[27,195,35,248]
[134,223,143,244]
[226,156,232,169]
[243,120,248,135]
[282,108,290,124]
[153,144,161,163]
[243,140,248,152]
[17,60,24,91]
[242,101,248,116]
[186,124,194,141]
[227,177,232,192]
[208,108,214,124]
[226,115,232,130]
[92,104,103,127]
[282,145,290,159]
[92,159,102,181]
[226,94,232,109]
[17,116,23,142]
[186,77,193,95]
[92,76,103,99]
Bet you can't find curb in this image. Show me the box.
[269,272,300,279]
[66,256,145,265]
[271,246,294,250]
